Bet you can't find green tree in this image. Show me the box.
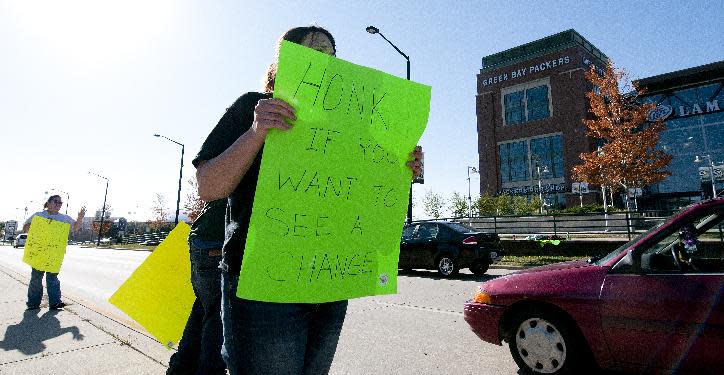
[511,196,541,215]
[495,195,513,215]
[448,192,469,218]
[475,194,497,216]
[422,190,446,219]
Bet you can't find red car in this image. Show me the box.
[464,198,724,374]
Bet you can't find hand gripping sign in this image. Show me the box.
[237,41,431,303]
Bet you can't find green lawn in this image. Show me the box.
[498,255,590,268]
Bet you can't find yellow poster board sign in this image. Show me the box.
[109,222,195,348]
[23,216,70,273]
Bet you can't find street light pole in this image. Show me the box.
[535,161,549,215]
[154,134,184,225]
[89,172,109,246]
[366,25,413,223]
[467,166,478,218]
[695,154,718,198]
[23,201,35,225]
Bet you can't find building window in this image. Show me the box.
[504,91,525,125]
[530,135,564,178]
[499,134,564,185]
[499,141,529,183]
[502,79,551,125]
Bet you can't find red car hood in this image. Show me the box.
[482,260,608,306]
[513,259,592,274]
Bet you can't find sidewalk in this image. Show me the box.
[0,264,170,374]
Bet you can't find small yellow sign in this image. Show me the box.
[23,216,70,273]
[109,222,195,349]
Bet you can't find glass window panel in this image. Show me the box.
[657,155,701,193]
[527,85,550,121]
[530,138,549,179]
[644,95,663,104]
[658,128,704,155]
[705,124,724,151]
[504,91,525,125]
[668,95,688,115]
[702,111,724,125]
[697,83,720,102]
[551,135,564,178]
[716,85,724,103]
[675,88,698,106]
[658,96,672,107]
[530,135,563,179]
[665,116,700,130]
[510,141,529,181]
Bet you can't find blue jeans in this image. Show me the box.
[27,268,61,308]
[220,269,348,375]
[167,241,225,375]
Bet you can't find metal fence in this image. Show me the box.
[436,212,670,240]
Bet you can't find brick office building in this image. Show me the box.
[476,29,608,208]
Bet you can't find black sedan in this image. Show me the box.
[400,221,503,277]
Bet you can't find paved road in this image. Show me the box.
[0,244,521,374]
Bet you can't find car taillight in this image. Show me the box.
[462,236,477,245]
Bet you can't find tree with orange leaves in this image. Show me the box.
[573,61,672,210]
[183,177,204,222]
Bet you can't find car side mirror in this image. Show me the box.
[611,250,641,274]
[639,253,652,274]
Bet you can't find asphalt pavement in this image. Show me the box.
[0,251,521,375]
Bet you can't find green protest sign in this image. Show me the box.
[237,41,431,303]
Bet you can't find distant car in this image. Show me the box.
[140,239,160,246]
[464,198,724,374]
[400,221,503,277]
[14,234,27,248]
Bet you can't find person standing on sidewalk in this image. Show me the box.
[23,195,85,310]
[167,199,227,375]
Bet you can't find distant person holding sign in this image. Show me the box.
[167,199,227,375]
[23,195,85,310]
[195,26,423,374]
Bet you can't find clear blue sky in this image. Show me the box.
[2,0,722,223]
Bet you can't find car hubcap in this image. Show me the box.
[515,318,566,373]
[439,258,453,275]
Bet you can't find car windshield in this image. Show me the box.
[445,222,477,233]
[590,212,674,266]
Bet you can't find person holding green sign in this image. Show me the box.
[195,25,422,375]
[23,195,85,310]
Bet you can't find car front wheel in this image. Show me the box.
[436,255,458,277]
[508,307,591,374]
